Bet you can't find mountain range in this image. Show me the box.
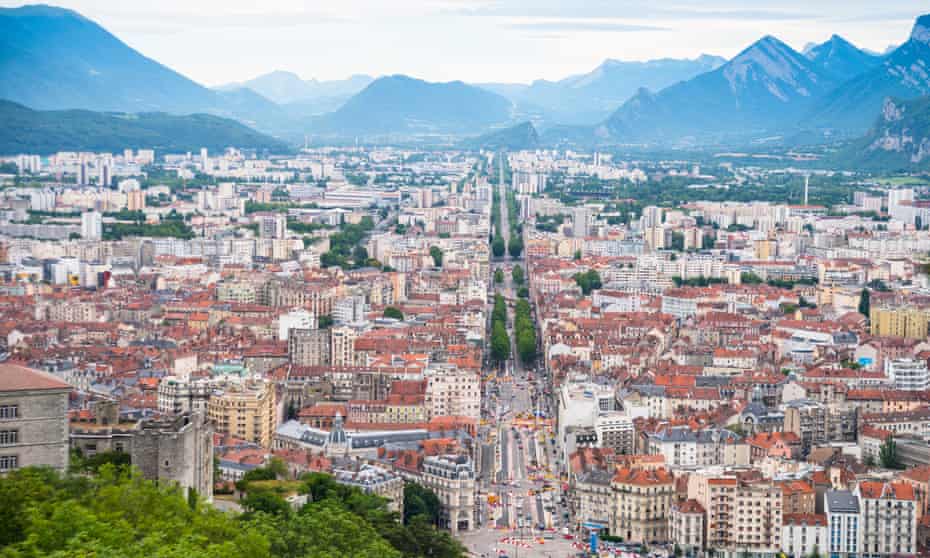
[216,71,374,116]
[479,55,726,125]
[3,4,930,159]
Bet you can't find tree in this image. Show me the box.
[508,235,523,258]
[317,315,334,329]
[859,289,870,317]
[517,287,529,298]
[879,436,902,469]
[808,544,821,558]
[491,235,506,258]
[511,265,525,285]
[383,307,404,321]
[494,268,504,284]
[490,320,511,362]
[573,249,582,261]
[429,246,443,268]
[242,490,291,517]
[352,244,369,265]
[403,483,441,525]
[573,269,602,295]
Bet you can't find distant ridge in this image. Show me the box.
[311,75,514,137]
[465,122,540,151]
[0,100,287,155]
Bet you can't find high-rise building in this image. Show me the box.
[127,190,146,211]
[78,161,89,185]
[260,214,287,239]
[572,206,590,239]
[330,325,357,367]
[200,147,209,172]
[81,211,102,241]
[98,162,111,187]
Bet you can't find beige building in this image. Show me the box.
[611,467,674,543]
[207,379,276,448]
[689,472,784,557]
[870,306,930,340]
[330,325,357,367]
[419,454,476,534]
[574,470,614,530]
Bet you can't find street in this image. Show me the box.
[460,153,580,558]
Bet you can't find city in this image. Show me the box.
[2,2,930,558]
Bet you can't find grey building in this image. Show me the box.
[0,363,71,472]
[289,328,331,366]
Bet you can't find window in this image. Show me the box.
[0,455,17,471]
[0,405,18,419]
[0,430,17,445]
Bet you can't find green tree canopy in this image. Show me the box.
[573,269,602,295]
[383,307,404,321]
[491,235,506,258]
[490,320,511,362]
[429,246,443,268]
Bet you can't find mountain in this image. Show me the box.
[0,4,297,138]
[311,75,513,137]
[0,5,218,113]
[604,36,840,143]
[804,35,882,82]
[810,14,930,132]
[479,55,726,125]
[0,100,287,155]
[217,71,374,109]
[464,122,540,151]
[838,96,930,171]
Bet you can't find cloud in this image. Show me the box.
[505,20,669,33]
[442,0,809,21]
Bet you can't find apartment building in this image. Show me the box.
[206,379,277,448]
[782,513,827,558]
[670,499,705,554]
[594,411,635,455]
[857,481,917,557]
[423,365,479,420]
[610,467,674,544]
[731,480,783,555]
[826,491,860,558]
[330,325,357,367]
[289,328,331,366]
[419,454,476,534]
[870,305,930,340]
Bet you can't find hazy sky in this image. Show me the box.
[5,0,928,85]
